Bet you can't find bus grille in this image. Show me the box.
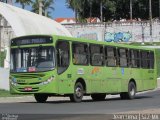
[11,73,45,79]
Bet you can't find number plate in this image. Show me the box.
[24,87,32,91]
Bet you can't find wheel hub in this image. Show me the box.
[75,87,82,98]
[130,87,135,96]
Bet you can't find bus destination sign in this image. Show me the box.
[11,36,53,46]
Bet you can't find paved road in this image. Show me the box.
[0,89,160,119]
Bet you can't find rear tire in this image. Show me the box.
[120,82,136,100]
[127,82,136,99]
[91,94,106,101]
[70,82,84,102]
[34,94,48,103]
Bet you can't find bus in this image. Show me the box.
[10,35,157,103]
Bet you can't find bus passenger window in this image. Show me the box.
[141,51,148,68]
[72,43,88,65]
[149,52,154,69]
[105,47,117,67]
[56,41,70,74]
[90,45,104,66]
[119,48,128,67]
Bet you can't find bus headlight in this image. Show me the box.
[11,78,17,86]
[39,76,54,85]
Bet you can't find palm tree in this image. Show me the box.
[66,0,78,22]
[66,0,88,22]
[31,0,54,18]
[15,0,32,9]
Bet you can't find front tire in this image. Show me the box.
[70,82,84,102]
[34,94,48,103]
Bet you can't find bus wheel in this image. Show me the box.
[70,82,84,102]
[127,82,136,99]
[34,94,48,103]
[121,82,136,100]
[91,94,106,101]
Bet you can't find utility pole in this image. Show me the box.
[100,1,103,22]
[39,0,43,15]
[130,0,133,20]
[149,0,152,43]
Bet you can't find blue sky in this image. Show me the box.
[53,0,74,19]
[13,0,74,19]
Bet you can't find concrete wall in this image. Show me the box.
[64,21,160,42]
[0,68,9,90]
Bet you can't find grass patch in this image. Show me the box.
[0,89,31,97]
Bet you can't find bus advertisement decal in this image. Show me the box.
[91,67,100,74]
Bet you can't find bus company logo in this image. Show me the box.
[1,114,18,120]
[77,68,84,75]
[91,67,100,74]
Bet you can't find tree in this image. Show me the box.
[15,0,32,9]
[31,0,54,17]
[66,0,159,22]
[66,0,87,22]
[66,0,116,22]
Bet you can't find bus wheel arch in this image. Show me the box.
[75,78,86,93]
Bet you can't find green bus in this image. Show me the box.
[10,35,157,102]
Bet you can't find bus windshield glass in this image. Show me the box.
[10,46,55,73]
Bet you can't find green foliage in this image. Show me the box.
[0,51,6,67]
[31,0,54,18]
[66,0,160,22]
[15,0,32,9]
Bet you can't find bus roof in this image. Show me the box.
[55,35,155,51]
[11,34,155,51]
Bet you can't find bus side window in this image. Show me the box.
[56,40,70,74]
[141,51,148,69]
[72,42,88,65]
[130,50,138,68]
[105,46,117,67]
[90,44,104,66]
[119,48,128,67]
[150,52,154,69]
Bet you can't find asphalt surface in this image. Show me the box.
[0,89,160,120]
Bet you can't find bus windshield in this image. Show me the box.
[10,46,55,73]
